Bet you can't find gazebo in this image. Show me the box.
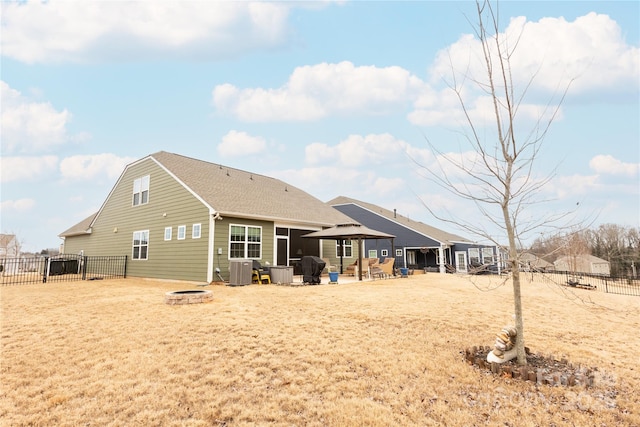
[303,223,395,280]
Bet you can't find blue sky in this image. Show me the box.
[1,1,638,253]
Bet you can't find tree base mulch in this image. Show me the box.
[463,346,596,387]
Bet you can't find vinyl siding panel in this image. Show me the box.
[211,217,274,281]
[321,238,357,273]
[64,158,210,282]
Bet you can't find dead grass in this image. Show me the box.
[1,274,639,426]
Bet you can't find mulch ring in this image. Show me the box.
[463,346,597,387]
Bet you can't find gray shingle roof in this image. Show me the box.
[327,196,472,245]
[59,213,97,237]
[151,151,353,227]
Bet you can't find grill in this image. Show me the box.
[301,256,325,285]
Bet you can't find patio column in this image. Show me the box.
[439,246,445,274]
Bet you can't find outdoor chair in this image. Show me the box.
[251,261,271,284]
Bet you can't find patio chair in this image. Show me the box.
[251,261,271,284]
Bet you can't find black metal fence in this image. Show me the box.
[530,270,640,297]
[0,255,127,286]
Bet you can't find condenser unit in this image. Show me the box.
[229,260,252,286]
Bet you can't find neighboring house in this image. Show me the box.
[554,254,611,276]
[59,151,357,282]
[0,234,19,257]
[328,196,500,273]
[0,234,20,275]
[519,252,554,272]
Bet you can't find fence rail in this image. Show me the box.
[1,255,127,286]
[530,270,640,297]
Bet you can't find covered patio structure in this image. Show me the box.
[303,223,395,281]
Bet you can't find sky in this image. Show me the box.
[1,0,639,253]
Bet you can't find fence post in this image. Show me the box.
[604,277,608,294]
[123,255,127,278]
[82,255,88,280]
[43,256,49,283]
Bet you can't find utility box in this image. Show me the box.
[268,266,293,284]
[229,260,252,286]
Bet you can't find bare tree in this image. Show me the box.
[417,1,575,365]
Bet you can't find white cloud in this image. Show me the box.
[0,198,36,213]
[373,177,405,195]
[0,156,59,183]
[0,81,77,154]
[217,130,268,157]
[413,12,638,127]
[548,174,601,199]
[1,1,291,64]
[305,133,409,167]
[429,13,638,96]
[589,154,639,176]
[59,154,135,181]
[213,61,425,121]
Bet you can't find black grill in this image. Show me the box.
[301,256,325,284]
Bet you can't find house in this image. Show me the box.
[328,196,500,273]
[59,151,358,282]
[0,234,21,275]
[554,254,611,276]
[519,252,554,272]
[0,234,19,258]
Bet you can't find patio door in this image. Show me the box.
[455,251,467,273]
[276,237,288,266]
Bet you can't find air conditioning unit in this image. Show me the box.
[229,260,252,286]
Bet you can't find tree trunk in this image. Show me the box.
[503,203,526,365]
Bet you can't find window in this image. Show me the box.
[482,247,494,264]
[381,249,388,257]
[164,227,172,241]
[177,225,186,240]
[368,250,378,258]
[336,240,353,257]
[407,250,416,265]
[468,248,480,265]
[396,249,403,257]
[192,223,201,239]
[229,225,262,259]
[132,230,149,260]
[132,175,150,206]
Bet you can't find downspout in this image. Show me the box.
[207,212,216,283]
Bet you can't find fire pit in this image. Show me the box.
[164,289,213,305]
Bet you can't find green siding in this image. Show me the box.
[212,217,274,281]
[321,239,358,273]
[63,159,210,282]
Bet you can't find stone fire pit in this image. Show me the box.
[165,289,213,305]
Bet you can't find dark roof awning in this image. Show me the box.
[302,223,395,240]
[303,223,395,281]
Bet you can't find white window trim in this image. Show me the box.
[481,247,494,264]
[337,240,353,258]
[132,230,149,260]
[164,227,172,241]
[192,223,201,239]
[177,225,186,240]
[395,249,403,257]
[468,247,480,264]
[229,224,262,259]
[381,249,388,257]
[132,175,150,206]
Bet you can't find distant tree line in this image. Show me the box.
[529,224,640,277]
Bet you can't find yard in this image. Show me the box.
[1,273,639,426]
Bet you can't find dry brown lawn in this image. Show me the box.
[1,273,639,426]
